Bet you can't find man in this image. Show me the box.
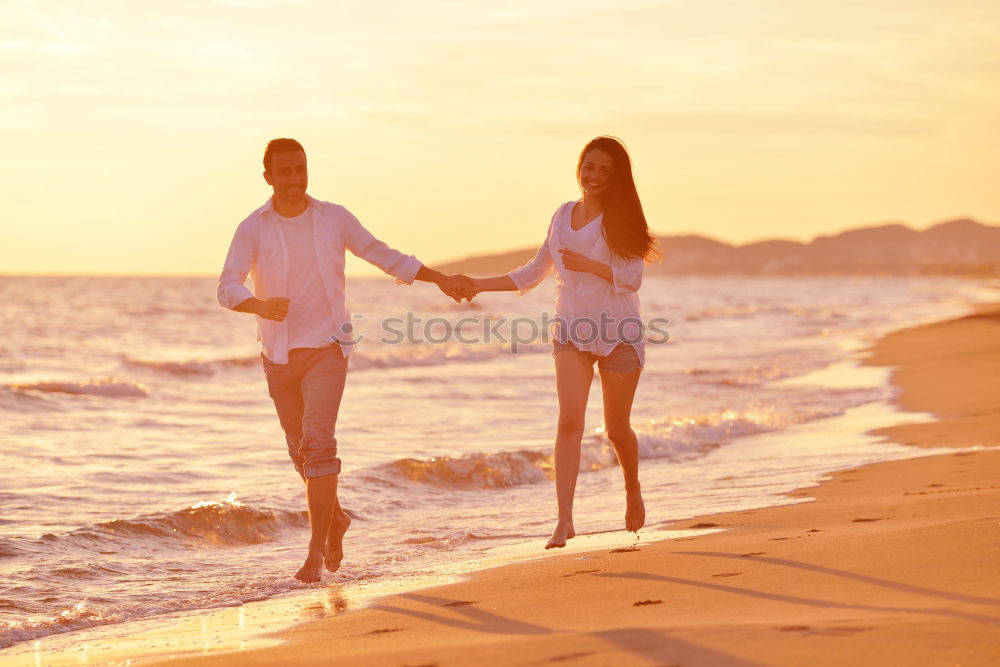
[218,138,471,582]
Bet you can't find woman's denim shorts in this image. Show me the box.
[551,340,642,373]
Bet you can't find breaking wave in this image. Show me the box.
[0,494,307,559]
[8,377,148,398]
[124,355,258,376]
[361,406,844,490]
[124,342,549,377]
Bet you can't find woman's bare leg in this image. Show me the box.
[547,351,594,548]
[599,366,645,532]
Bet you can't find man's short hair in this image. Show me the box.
[263,138,305,172]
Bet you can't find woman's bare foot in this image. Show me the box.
[294,548,324,583]
[625,490,645,533]
[324,511,352,572]
[545,520,576,549]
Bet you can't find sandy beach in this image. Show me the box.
[117,306,995,666]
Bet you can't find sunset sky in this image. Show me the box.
[3,0,998,276]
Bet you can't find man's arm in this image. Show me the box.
[218,220,259,309]
[234,296,290,321]
[341,209,472,302]
[342,210,423,284]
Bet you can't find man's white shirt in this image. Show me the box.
[218,195,422,364]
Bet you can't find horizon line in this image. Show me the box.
[1,215,991,279]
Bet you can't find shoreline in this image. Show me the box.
[6,304,999,666]
[161,304,998,666]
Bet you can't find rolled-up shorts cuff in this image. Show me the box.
[303,457,342,478]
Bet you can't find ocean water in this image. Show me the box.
[0,274,993,653]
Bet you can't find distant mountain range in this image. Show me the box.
[437,218,1000,276]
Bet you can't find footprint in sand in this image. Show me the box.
[633,599,663,606]
[548,651,597,662]
[852,517,884,522]
[776,625,873,636]
[366,627,403,635]
[826,627,874,636]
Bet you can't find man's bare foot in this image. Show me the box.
[324,511,352,572]
[625,490,646,533]
[545,521,576,549]
[294,548,324,583]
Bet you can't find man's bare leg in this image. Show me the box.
[293,344,349,581]
[324,499,351,572]
[295,473,338,583]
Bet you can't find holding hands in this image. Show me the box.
[436,274,478,303]
[431,249,611,305]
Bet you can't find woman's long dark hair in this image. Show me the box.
[578,136,659,261]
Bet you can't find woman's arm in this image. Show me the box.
[470,205,565,297]
[558,248,643,293]
[469,275,518,293]
[465,242,552,297]
[502,232,556,295]
[558,248,613,283]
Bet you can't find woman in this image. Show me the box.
[468,136,659,548]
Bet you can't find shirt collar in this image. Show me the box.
[261,194,318,219]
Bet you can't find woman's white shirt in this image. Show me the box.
[506,201,646,367]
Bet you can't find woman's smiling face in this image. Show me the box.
[578,148,614,197]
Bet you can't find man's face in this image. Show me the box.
[264,150,308,204]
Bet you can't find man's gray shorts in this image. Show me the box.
[261,343,347,479]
